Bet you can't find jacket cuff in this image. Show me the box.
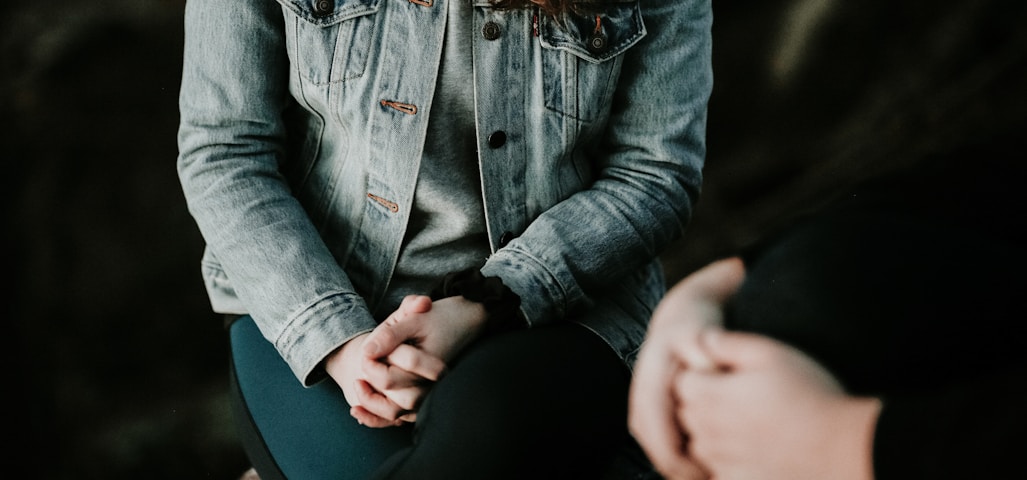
[274,292,378,386]
[480,246,585,325]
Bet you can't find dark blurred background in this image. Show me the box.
[4,0,1025,478]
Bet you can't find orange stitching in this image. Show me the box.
[594,15,602,34]
[367,193,400,213]
[380,99,418,115]
[409,0,433,6]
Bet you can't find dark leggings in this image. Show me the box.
[229,317,653,480]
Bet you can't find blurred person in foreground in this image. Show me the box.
[629,139,1027,479]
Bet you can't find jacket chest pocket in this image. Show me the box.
[538,2,646,122]
[278,0,380,85]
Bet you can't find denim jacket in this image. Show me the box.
[177,0,712,385]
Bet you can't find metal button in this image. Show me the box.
[313,0,334,16]
[487,130,507,149]
[482,21,501,40]
[587,33,608,54]
[498,231,516,247]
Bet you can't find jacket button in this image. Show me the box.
[587,33,608,54]
[482,21,501,40]
[313,0,333,16]
[487,130,507,148]
[498,231,516,247]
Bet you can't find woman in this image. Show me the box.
[177,0,712,477]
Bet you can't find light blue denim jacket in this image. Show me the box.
[177,0,712,385]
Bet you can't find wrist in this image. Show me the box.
[430,268,524,336]
[448,295,490,336]
[325,333,365,376]
[835,396,882,480]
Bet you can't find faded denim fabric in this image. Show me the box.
[177,0,712,385]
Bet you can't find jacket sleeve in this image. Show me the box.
[176,0,376,385]
[482,0,712,324]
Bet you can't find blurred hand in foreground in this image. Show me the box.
[629,257,746,479]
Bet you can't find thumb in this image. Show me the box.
[400,294,433,313]
[364,295,433,358]
[683,256,747,304]
[364,318,416,360]
[698,329,782,370]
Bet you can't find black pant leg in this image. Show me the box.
[370,322,650,480]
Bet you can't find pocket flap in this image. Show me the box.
[539,1,647,63]
[277,0,380,26]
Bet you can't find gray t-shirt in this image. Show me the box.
[380,0,490,317]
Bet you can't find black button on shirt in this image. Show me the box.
[487,131,507,149]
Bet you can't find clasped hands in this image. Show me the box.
[325,294,489,428]
[628,257,879,480]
